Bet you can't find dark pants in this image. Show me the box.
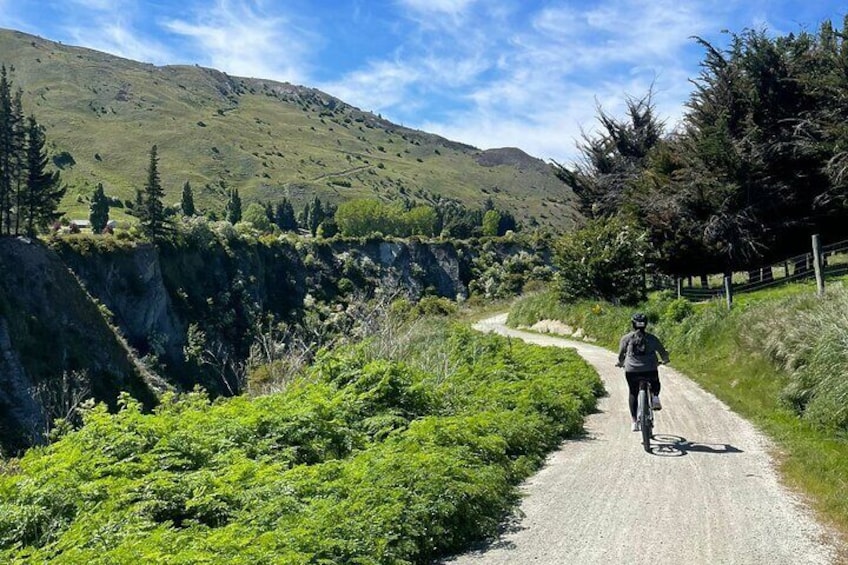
[625,370,661,419]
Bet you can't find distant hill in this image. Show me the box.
[0,28,580,230]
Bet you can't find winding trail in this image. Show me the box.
[441,314,841,565]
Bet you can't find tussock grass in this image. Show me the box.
[509,285,848,534]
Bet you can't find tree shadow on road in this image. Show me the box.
[650,434,744,457]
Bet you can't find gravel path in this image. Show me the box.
[440,314,840,565]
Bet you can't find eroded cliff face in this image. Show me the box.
[48,236,473,391]
[0,239,156,453]
[1,234,539,452]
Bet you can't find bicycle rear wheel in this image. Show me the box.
[638,388,652,452]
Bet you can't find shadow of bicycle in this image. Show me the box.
[649,434,744,457]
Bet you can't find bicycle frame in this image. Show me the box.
[636,379,653,453]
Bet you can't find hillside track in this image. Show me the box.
[442,314,841,565]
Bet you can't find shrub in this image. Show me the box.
[555,217,648,305]
[0,328,601,563]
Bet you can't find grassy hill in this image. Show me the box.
[0,28,580,229]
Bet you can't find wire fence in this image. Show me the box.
[651,236,848,303]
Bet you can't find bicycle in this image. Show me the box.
[636,377,654,453]
[617,362,663,453]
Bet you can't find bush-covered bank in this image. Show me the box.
[0,226,555,454]
[508,286,848,531]
[47,227,554,393]
[0,325,601,564]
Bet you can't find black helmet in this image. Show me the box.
[631,312,648,329]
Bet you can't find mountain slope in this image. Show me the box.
[0,28,580,229]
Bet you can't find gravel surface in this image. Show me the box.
[440,314,840,565]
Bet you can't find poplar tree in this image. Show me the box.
[226,187,242,224]
[308,196,324,236]
[180,180,195,216]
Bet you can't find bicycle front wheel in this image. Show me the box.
[638,389,652,452]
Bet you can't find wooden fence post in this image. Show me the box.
[724,275,733,309]
[812,234,824,297]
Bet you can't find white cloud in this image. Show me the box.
[59,1,175,64]
[396,0,477,15]
[320,59,423,111]
[69,23,172,64]
[66,0,123,10]
[162,1,314,83]
[397,0,723,163]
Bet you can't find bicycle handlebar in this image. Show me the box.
[615,361,667,368]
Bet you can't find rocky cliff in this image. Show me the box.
[0,239,157,453]
[0,233,547,453]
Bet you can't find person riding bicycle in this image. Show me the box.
[616,312,669,432]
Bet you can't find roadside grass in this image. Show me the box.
[508,284,848,537]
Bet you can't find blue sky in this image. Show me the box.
[0,1,846,163]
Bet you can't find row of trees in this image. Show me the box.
[557,16,848,275]
[98,153,515,240]
[0,66,65,237]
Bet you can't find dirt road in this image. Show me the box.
[442,314,840,565]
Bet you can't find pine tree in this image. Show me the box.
[0,66,12,235]
[139,145,167,239]
[24,116,64,236]
[89,183,109,233]
[226,187,242,224]
[180,180,195,216]
[11,92,26,236]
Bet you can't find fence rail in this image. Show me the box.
[656,235,848,306]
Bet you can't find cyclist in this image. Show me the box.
[616,312,670,432]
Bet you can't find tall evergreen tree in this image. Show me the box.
[299,203,310,231]
[0,66,13,235]
[274,198,297,231]
[23,116,64,236]
[263,202,274,225]
[226,187,242,224]
[89,183,109,233]
[553,91,665,219]
[308,196,324,236]
[180,180,195,216]
[139,145,168,239]
[11,92,26,235]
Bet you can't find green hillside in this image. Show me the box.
[0,28,579,228]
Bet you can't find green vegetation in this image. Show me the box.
[0,66,65,237]
[553,217,648,304]
[88,183,109,233]
[0,325,601,564]
[557,18,848,275]
[179,181,195,217]
[135,145,169,239]
[508,283,848,531]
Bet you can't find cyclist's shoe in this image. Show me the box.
[631,421,640,432]
[652,395,662,411]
